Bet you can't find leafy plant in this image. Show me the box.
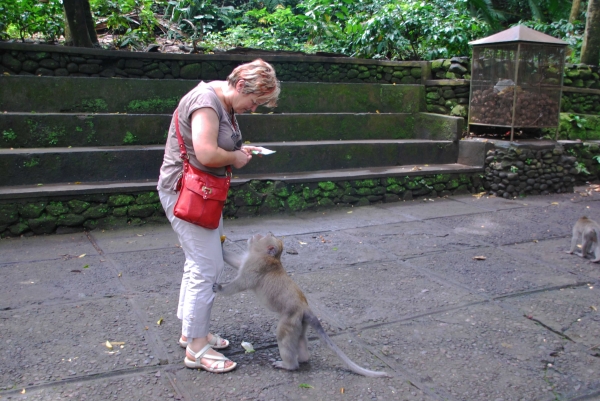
[567,113,587,129]
[525,158,533,165]
[575,161,590,175]
[510,165,519,173]
[2,129,17,141]
[90,0,164,49]
[2,0,64,42]
[123,131,138,144]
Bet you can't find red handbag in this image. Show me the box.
[172,109,231,229]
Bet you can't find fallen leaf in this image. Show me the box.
[82,264,89,269]
[157,317,164,325]
[71,270,82,273]
[105,340,113,350]
[551,202,559,205]
[118,272,122,277]
[376,110,380,113]
[332,247,338,251]
[533,240,538,243]
[21,389,26,394]
[472,256,486,260]
[111,341,125,346]
[286,249,298,255]
[472,192,486,199]
[340,388,345,394]
[299,241,307,245]
[78,254,86,258]
[145,326,149,330]
[220,235,226,243]
[298,384,313,389]
[347,211,353,214]
[591,306,597,311]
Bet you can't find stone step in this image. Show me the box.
[0,76,422,114]
[0,112,461,148]
[0,140,458,186]
[0,163,482,200]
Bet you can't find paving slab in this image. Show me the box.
[0,255,122,309]
[342,219,485,259]
[505,238,600,281]
[0,232,98,265]
[500,285,600,349]
[360,302,580,401]
[292,205,416,232]
[433,208,566,246]
[89,224,180,254]
[378,197,494,219]
[293,262,481,327]
[0,298,160,390]
[6,370,180,401]
[406,247,579,296]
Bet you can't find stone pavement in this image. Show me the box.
[1,189,599,401]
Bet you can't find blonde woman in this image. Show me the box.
[158,59,280,373]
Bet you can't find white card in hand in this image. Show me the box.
[251,147,276,155]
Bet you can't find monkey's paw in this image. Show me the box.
[272,361,296,370]
[212,283,222,293]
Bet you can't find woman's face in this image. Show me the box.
[233,92,261,114]
[232,80,268,114]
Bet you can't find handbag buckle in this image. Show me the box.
[202,186,212,194]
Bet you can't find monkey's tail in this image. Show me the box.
[303,311,389,377]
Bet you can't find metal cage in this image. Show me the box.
[468,25,567,141]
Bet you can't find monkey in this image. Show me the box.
[565,216,600,263]
[213,233,389,377]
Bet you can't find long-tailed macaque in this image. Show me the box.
[213,233,389,377]
[566,216,600,262]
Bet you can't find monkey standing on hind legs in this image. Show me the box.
[213,232,389,377]
[565,216,600,262]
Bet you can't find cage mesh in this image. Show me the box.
[469,44,565,129]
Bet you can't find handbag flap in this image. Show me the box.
[183,170,230,201]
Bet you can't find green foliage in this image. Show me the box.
[1,0,63,42]
[520,19,584,63]
[90,0,166,49]
[164,0,238,41]
[2,129,17,142]
[575,161,590,175]
[123,131,138,144]
[301,0,492,60]
[510,165,519,173]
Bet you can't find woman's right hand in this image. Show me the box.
[232,149,252,169]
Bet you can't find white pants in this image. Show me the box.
[159,190,225,339]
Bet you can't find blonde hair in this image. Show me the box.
[227,59,280,108]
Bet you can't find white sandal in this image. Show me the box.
[179,334,230,349]
[184,344,237,373]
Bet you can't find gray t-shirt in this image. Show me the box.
[157,82,242,193]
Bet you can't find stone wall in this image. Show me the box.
[0,173,479,237]
[0,43,424,84]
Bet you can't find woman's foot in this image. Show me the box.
[180,333,229,349]
[185,342,236,373]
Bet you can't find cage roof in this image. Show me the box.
[469,25,568,46]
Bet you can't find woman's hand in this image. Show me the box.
[232,149,252,169]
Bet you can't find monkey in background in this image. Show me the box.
[213,233,389,377]
[566,216,600,263]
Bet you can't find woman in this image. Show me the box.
[157,59,280,373]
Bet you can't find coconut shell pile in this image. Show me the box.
[470,86,559,126]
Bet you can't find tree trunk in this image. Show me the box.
[581,0,600,65]
[82,0,99,46]
[63,0,94,47]
[569,0,582,23]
